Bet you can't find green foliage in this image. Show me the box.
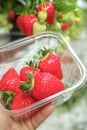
[0,0,85,38]
[0,0,15,29]
[82,8,87,23]
[15,0,39,15]
[0,0,15,13]
[0,14,12,28]
[53,0,76,12]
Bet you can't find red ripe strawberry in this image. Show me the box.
[0,80,1,87]
[61,23,70,31]
[32,72,65,100]
[16,15,23,29]
[38,52,63,80]
[0,68,21,94]
[16,15,38,36]
[20,66,39,82]
[8,10,15,20]
[10,93,37,110]
[36,2,55,24]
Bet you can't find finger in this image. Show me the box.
[30,104,55,129]
[0,103,12,130]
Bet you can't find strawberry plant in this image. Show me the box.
[0,0,84,40]
[12,0,83,41]
[0,0,16,29]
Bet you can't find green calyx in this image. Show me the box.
[20,74,34,93]
[33,47,53,60]
[1,91,16,109]
[26,60,37,68]
[37,47,53,59]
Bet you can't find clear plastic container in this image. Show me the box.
[0,31,86,120]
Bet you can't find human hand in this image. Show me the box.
[0,103,55,130]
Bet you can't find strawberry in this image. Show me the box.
[20,66,39,82]
[37,48,63,80]
[10,93,37,110]
[36,2,55,24]
[0,68,21,94]
[0,80,1,88]
[8,10,15,20]
[56,22,61,30]
[16,15,38,36]
[20,72,64,100]
[33,21,46,35]
[32,72,65,100]
[37,10,47,24]
[61,23,70,31]
[16,15,23,29]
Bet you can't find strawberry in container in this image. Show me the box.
[0,68,37,111]
[37,48,63,80]
[0,32,86,121]
[0,48,64,111]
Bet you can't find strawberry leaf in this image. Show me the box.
[17,0,27,6]
[54,0,76,12]
[16,0,38,14]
